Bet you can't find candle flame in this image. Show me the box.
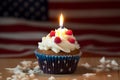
[59,13,64,28]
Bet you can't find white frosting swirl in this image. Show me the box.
[38,28,80,53]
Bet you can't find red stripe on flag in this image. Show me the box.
[0,24,52,32]
[0,25,120,37]
[0,49,33,54]
[49,2,120,10]
[50,17,120,24]
[73,30,120,37]
[0,38,40,45]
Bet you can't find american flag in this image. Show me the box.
[0,0,120,58]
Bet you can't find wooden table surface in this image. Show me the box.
[0,57,120,80]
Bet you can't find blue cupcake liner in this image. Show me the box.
[35,50,81,74]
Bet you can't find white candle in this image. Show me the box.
[57,13,64,37]
[59,13,64,28]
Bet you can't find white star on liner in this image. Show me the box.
[68,67,71,71]
[74,59,77,63]
[58,60,60,64]
[48,68,51,71]
[60,69,63,72]
[44,60,47,64]
[66,63,68,67]
[64,60,66,63]
[42,65,45,69]
[52,63,54,67]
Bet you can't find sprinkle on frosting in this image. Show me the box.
[54,37,62,43]
[50,30,55,37]
[68,37,75,44]
[65,30,73,35]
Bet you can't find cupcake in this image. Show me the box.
[35,27,82,74]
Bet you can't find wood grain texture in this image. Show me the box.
[0,57,119,80]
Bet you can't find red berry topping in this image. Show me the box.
[54,37,62,44]
[66,30,73,35]
[50,30,55,37]
[68,38,75,44]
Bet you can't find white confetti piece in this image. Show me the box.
[33,79,39,80]
[0,76,2,79]
[82,73,96,77]
[92,57,120,72]
[48,76,56,80]
[6,60,43,80]
[111,60,118,66]
[107,74,112,77]
[29,73,35,78]
[100,57,106,64]
[72,78,77,80]
[81,62,91,68]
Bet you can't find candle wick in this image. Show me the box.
[60,26,64,29]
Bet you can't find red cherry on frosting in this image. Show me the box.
[50,30,55,37]
[54,37,62,43]
[68,38,75,44]
[66,30,73,35]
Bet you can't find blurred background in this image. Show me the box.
[0,0,120,58]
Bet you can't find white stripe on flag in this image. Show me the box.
[84,45,120,50]
[0,32,120,42]
[0,44,36,51]
[49,0,120,2]
[0,32,47,40]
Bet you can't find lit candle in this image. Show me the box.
[57,13,65,37]
[59,13,64,28]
